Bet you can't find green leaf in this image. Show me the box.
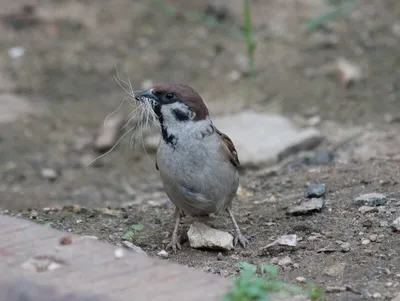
[133,224,144,232]
[261,264,278,278]
[122,230,135,240]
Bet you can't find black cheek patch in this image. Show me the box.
[172,109,189,122]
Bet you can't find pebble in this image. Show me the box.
[187,222,234,251]
[217,252,223,261]
[362,239,371,245]
[355,193,388,207]
[157,250,169,258]
[295,276,306,283]
[122,241,147,256]
[392,217,400,232]
[29,210,38,218]
[40,168,58,181]
[359,206,379,214]
[323,262,346,278]
[287,198,324,215]
[278,256,292,267]
[305,184,326,198]
[369,234,378,242]
[372,292,382,299]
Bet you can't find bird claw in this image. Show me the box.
[233,233,249,248]
[166,236,182,253]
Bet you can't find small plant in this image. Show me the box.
[242,0,256,79]
[43,222,51,228]
[222,262,325,301]
[122,224,144,241]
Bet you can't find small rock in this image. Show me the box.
[276,234,298,247]
[296,276,306,283]
[369,234,377,242]
[355,193,388,207]
[157,250,169,258]
[217,252,223,261]
[187,222,233,250]
[337,57,362,87]
[29,210,38,218]
[262,234,297,254]
[372,292,382,299]
[278,256,292,267]
[323,262,346,278]
[359,206,379,214]
[40,168,58,181]
[339,242,351,252]
[287,198,324,215]
[392,217,400,232]
[114,248,124,259]
[94,114,123,153]
[122,241,147,256]
[361,239,371,245]
[305,184,326,198]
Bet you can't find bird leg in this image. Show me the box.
[226,208,249,248]
[166,208,182,252]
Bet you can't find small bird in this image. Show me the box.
[136,83,248,251]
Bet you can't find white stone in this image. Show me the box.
[0,93,40,123]
[187,222,233,250]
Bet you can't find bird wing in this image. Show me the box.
[215,128,240,168]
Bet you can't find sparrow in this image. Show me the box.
[136,83,248,251]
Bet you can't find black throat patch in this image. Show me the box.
[154,104,178,148]
[172,109,189,122]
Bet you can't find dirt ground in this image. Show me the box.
[1,0,400,300]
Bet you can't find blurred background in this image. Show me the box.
[0,0,399,211]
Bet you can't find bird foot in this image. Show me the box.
[233,233,249,248]
[166,235,182,253]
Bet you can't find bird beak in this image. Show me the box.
[137,88,158,102]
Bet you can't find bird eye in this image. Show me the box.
[165,93,174,100]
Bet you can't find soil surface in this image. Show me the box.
[1,0,400,300]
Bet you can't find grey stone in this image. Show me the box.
[355,193,388,207]
[213,111,323,167]
[358,206,379,214]
[392,217,400,232]
[0,93,40,123]
[40,168,58,181]
[287,198,324,215]
[323,262,346,278]
[122,241,147,256]
[187,222,233,251]
[305,184,326,198]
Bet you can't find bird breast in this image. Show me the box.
[156,132,239,216]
